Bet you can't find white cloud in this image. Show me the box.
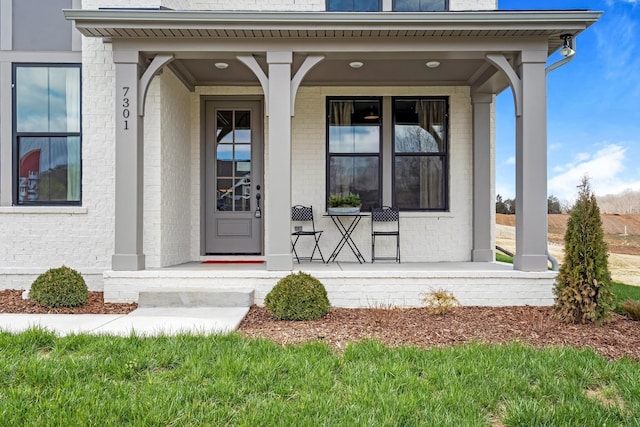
[548,144,640,201]
[505,156,515,166]
[606,0,639,7]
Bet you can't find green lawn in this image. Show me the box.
[613,281,640,303]
[1,330,639,426]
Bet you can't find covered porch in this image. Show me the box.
[64,8,598,306]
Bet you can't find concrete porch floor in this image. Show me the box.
[104,261,557,308]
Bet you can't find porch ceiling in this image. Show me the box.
[171,56,487,87]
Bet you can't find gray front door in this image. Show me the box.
[205,100,263,254]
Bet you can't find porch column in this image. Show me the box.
[112,50,145,270]
[265,51,293,270]
[514,51,548,272]
[471,92,495,262]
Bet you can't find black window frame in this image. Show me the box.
[12,63,82,206]
[392,96,449,211]
[392,0,449,11]
[326,0,381,12]
[326,96,383,212]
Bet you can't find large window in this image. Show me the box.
[327,98,381,211]
[393,0,448,11]
[14,64,81,205]
[327,0,380,11]
[393,98,448,210]
[327,0,448,11]
[326,97,448,212]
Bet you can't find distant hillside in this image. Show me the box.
[496,213,640,256]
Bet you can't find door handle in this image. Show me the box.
[255,185,262,218]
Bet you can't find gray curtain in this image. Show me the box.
[330,101,354,126]
[416,101,445,208]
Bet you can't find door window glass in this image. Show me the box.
[215,110,251,212]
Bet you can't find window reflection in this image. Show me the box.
[327,0,379,11]
[329,157,379,211]
[16,66,80,133]
[393,0,447,11]
[18,136,80,203]
[215,110,253,212]
[15,64,81,205]
[327,98,382,210]
[393,98,448,210]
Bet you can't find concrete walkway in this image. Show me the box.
[0,307,249,336]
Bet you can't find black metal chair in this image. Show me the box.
[291,205,325,263]
[371,206,400,263]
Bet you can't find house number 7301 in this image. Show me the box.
[122,86,131,130]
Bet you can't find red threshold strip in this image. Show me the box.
[202,260,265,264]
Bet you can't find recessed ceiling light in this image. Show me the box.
[349,61,364,69]
[214,62,229,69]
[426,61,441,68]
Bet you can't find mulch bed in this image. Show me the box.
[238,305,640,362]
[2,290,639,362]
[0,290,137,315]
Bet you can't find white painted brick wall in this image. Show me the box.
[83,0,189,9]
[160,71,192,266]
[0,0,498,293]
[0,36,115,291]
[144,80,162,267]
[103,268,555,306]
[450,0,496,10]
[190,0,324,10]
[292,86,473,263]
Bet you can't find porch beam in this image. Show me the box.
[237,55,270,114]
[265,51,294,270]
[486,54,522,117]
[514,50,548,272]
[138,54,174,116]
[112,50,145,271]
[471,92,495,262]
[290,55,324,115]
[113,37,553,56]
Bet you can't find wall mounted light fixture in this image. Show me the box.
[560,34,575,57]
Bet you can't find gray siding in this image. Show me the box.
[13,0,72,51]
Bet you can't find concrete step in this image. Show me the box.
[138,289,254,308]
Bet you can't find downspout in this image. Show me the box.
[544,38,576,271]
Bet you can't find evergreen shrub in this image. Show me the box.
[264,272,330,320]
[29,265,88,308]
[553,177,614,324]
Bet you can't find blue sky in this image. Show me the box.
[496,0,640,202]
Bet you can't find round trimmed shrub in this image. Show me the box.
[264,272,330,320]
[29,265,88,308]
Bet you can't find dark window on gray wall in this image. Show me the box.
[13,0,73,51]
[13,64,81,205]
[327,0,380,11]
[327,98,382,211]
[393,98,448,210]
[393,0,448,11]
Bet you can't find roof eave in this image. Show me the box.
[63,9,602,32]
